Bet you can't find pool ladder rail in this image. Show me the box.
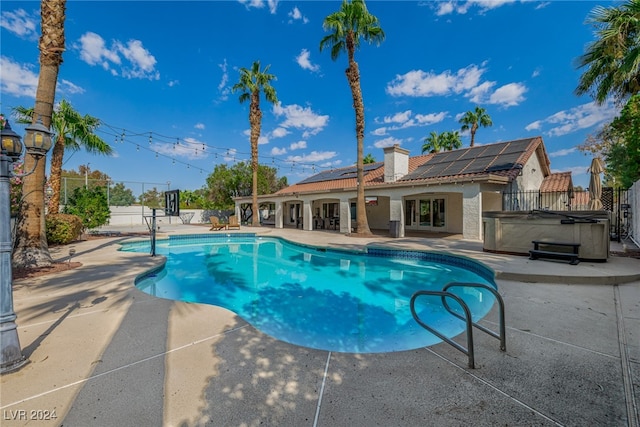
[410,282,506,369]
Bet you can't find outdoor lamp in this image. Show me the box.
[1,116,52,374]
[0,121,24,159]
[23,116,53,158]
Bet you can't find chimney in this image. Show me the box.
[383,144,409,183]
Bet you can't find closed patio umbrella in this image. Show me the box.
[588,157,604,210]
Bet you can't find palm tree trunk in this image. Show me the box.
[346,37,371,236]
[48,135,65,214]
[470,123,478,147]
[249,92,261,227]
[12,0,65,268]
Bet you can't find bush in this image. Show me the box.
[64,186,111,230]
[46,213,84,245]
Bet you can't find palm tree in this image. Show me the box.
[422,131,443,154]
[575,0,640,105]
[459,106,492,147]
[320,0,384,236]
[13,0,66,269]
[422,131,462,154]
[441,130,463,151]
[14,101,112,214]
[232,61,278,227]
[363,153,376,164]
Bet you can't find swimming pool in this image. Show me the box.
[125,234,497,353]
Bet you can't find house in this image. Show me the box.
[234,136,571,241]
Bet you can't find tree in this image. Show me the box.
[422,131,443,154]
[441,130,463,151]
[232,61,278,227]
[13,100,112,214]
[139,187,164,208]
[320,0,384,236]
[109,182,136,206]
[363,153,376,164]
[13,0,66,269]
[459,106,492,147]
[205,162,287,211]
[63,186,110,231]
[575,0,640,105]
[608,94,640,187]
[422,131,462,154]
[578,94,640,187]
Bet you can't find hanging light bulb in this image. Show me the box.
[149,132,152,145]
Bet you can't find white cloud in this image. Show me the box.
[286,151,337,163]
[0,56,38,97]
[217,59,229,101]
[0,8,38,39]
[238,0,278,13]
[373,137,402,149]
[288,6,308,23]
[271,127,290,138]
[386,64,485,97]
[272,103,329,136]
[487,82,527,107]
[435,0,516,16]
[290,140,307,150]
[195,123,205,130]
[152,137,208,160]
[549,147,576,158]
[168,80,179,87]
[414,112,448,125]
[525,120,542,131]
[0,56,84,98]
[383,110,412,124]
[371,127,388,136]
[296,49,319,72]
[535,101,619,137]
[271,146,287,155]
[76,32,159,80]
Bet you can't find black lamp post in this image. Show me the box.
[0,117,52,373]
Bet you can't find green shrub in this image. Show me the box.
[46,213,84,245]
[63,186,111,230]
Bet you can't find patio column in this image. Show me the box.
[303,200,313,231]
[462,185,482,240]
[339,198,351,233]
[275,201,284,229]
[389,195,405,238]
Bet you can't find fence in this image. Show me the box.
[502,188,635,244]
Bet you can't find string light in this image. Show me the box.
[96,121,333,177]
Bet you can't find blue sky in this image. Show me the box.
[1,0,619,194]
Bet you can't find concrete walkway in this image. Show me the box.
[1,224,638,426]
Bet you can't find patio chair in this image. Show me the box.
[227,215,241,230]
[209,216,226,231]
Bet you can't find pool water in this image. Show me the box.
[128,235,497,353]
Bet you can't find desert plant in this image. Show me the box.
[45,213,83,244]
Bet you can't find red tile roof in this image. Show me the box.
[540,172,573,192]
[275,137,548,196]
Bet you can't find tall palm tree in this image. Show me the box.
[320,0,384,236]
[232,61,278,227]
[14,101,112,214]
[575,0,640,105]
[459,106,492,147]
[422,131,462,154]
[13,0,66,269]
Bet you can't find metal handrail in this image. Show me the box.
[410,282,506,369]
[442,282,506,352]
[410,290,475,368]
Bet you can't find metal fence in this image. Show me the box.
[502,188,633,243]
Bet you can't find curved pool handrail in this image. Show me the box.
[410,290,475,368]
[441,282,506,352]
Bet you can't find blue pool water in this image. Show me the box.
[125,234,497,353]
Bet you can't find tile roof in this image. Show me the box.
[275,137,546,195]
[540,172,573,192]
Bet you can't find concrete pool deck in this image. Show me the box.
[1,224,638,426]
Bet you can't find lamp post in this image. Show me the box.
[1,117,52,373]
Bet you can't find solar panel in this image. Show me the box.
[296,162,381,184]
